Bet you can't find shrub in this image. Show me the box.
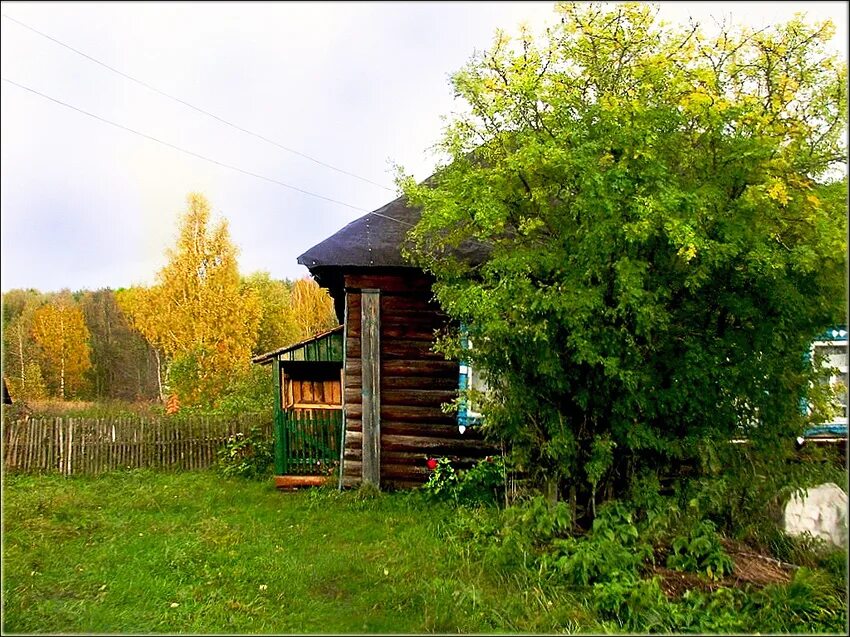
[548,501,653,586]
[667,519,734,581]
[591,576,671,632]
[422,456,507,507]
[216,426,273,479]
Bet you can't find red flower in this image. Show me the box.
[426,458,438,470]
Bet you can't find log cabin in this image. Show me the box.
[294,194,496,490]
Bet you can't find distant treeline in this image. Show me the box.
[2,276,336,404]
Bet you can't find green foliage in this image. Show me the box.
[753,567,848,633]
[422,456,507,506]
[173,365,274,419]
[591,577,670,632]
[666,587,751,633]
[216,426,273,479]
[79,289,160,401]
[422,458,461,501]
[503,495,573,545]
[667,519,734,580]
[401,1,847,507]
[547,501,653,586]
[674,440,847,545]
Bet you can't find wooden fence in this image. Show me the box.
[2,414,272,475]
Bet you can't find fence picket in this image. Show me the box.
[2,414,271,475]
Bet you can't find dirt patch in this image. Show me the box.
[726,549,793,587]
[653,541,794,598]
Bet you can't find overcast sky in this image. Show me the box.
[1,1,847,293]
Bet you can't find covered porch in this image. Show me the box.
[252,326,344,489]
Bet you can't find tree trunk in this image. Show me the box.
[18,328,25,392]
[543,476,559,506]
[60,314,66,399]
[569,486,577,532]
[155,349,164,402]
[60,351,66,400]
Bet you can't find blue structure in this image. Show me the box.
[457,327,484,432]
[803,326,847,438]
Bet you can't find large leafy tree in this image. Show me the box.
[119,193,261,405]
[402,3,847,507]
[30,293,93,399]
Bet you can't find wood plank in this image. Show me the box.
[274,475,329,489]
[344,272,435,293]
[346,370,458,392]
[381,324,440,340]
[382,478,430,490]
[346,403,456,423]
[347,359,458,378]
[381,309,448,324]
[382,342,445,360]
[382,375,459,390]
[347,293,361,321]
[292,402,342,410]
[345,448,490,464]
[347,420,484,439]
[346,431,494,454]
[341,474,361,488]
[344,388,456,407]
[382,388,457,406]
[380,294,442,312]
[360,289,381,489]
[349,335,445,360]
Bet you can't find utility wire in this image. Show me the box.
[2,77,371,212]
[1,12,395,191]
[3,77,420,228]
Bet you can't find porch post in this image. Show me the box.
[361,289,381,489]
[273,357,286,476]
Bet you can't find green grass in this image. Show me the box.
[1,471,590,634]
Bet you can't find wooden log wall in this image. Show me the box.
[2,414,272,475]
[341,272,496,489]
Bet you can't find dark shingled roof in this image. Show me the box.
[296,193,491,324]
[296,195,489,270]
[297,196,419,269]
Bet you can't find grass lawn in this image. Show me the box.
[1,470,591,634]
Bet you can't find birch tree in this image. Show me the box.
[120,193,261,405]
[30,294,92,399]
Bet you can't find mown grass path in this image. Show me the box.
[1,471,587,634]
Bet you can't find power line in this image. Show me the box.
[3,77,420,230]
[1,12,395,191]
[2,77,371,213]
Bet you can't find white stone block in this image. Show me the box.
[783,482,848,549]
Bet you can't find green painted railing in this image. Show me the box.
[275,408,343,476]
